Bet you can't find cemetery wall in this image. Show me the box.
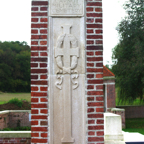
[31,0,104,143]
[0,113,9,130]
[9,112,30,128]
[0,111,30,130]
[117,106,144,118]
[0,138,31,144]
[107,84,115,108]
[104,79,116,109]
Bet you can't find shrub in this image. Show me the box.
[8,98,24,108]
[0,126,31,131]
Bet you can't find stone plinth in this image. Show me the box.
[108,108,125,129]
[104,113,125,144]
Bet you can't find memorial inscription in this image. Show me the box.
[50,0,84,16]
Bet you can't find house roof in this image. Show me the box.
[103,65,115,77]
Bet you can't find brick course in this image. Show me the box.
[31,1,48,143]
[0,138,31,144]
[86,0,104,143]
[117,106,144,119]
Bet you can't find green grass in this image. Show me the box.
[123,118,144,135]
[0,101,6,105]
[0,92,31,104]
[123,128,144,135]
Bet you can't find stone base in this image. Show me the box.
[108,108,125,129]
[105,140,125,144]
[104,113,126,144]
[123,131,144,143]
[105,134,125,144]
[104,134,124,141]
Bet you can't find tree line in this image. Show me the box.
[0,41,30,92]
[112,0,144,102]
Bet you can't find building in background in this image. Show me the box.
[103,65,115,111]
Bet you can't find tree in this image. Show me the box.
[0,41,30,92]
[112,0,144,102]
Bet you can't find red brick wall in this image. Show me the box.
[103,79,116,110]
[0,138,31,144]
[107,84,116,108]
[117,106,144,118]
[31,1,48,143]
[31,0,104,143]
[0,112,30,130]
[86,0,104,143]
[0,113,9,130]
[9,112,30,128]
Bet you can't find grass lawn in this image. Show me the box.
[0,92,31,104]
[0,102,6,104]
[123,118,144,135]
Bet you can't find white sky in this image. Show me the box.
[0,0,127,66]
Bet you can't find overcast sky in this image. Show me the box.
[0,0,127,66]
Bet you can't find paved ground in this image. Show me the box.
[123,131,144,143]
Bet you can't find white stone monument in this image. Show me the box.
[49,0,86,143]
[104,113,125,144]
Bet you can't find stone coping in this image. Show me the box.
[117,105,144,107]
[104,112,119,116]
[0,131,31,138]
[103,76,115,80]
[110,108,125,112]
[0,110,31,115]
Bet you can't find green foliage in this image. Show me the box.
[0,41,30,92]
[112,0,144,102]
[0,128,11,131]
[0,126,31,131]
[116,96,144,106]
[7,98,27,108]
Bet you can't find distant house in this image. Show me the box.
[103,65,115,111]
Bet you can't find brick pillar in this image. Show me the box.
[31,0,104,143]
[86,0,104,143]
[31,1,48,143]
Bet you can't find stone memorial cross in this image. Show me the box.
[55,25,79,143]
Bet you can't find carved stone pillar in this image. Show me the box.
[49,0,86,143]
